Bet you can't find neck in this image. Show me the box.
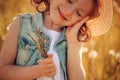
[43,13,62,32]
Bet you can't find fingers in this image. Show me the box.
[75,16,89,31]
[71,16,89,34]
[48,54,53,58]
[37,54,56,77]
[45,66,56,77]
[37,54,53,64]
[45,63,57,77]
[46,70,56,77]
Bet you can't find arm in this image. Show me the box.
[0,16,40,80]
[0,64,42,80]
[67,44,86,80]
[0,16,56,80]
[66,17,89,80]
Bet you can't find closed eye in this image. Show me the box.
[68,0,73,4]
[76,11,82,17]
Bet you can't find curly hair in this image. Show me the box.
[77,0,101,42]
[31,0,49,13]
[31,0,100,42]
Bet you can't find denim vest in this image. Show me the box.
[15,13,68,80]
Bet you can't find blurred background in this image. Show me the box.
[0,0,120,80]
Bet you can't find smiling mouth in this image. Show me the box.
[58,7,68,21]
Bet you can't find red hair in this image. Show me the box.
[31,0,101,42]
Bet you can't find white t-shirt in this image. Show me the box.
[37,27,64,80]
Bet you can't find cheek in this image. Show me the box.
[50,0,68,11]
[49,9,64,26]
[68,16,82,26]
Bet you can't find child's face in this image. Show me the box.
[49,0,94,27]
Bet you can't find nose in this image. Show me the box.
[65,4,77,16]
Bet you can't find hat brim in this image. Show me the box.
[87,0,113,37]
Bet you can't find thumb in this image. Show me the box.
[48,54,53,58]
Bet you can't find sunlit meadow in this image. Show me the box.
[0,0,120,80]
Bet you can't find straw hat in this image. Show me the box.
[87,0,113,37]
[31,0,113,37]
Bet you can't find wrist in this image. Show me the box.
[67,43,82,54]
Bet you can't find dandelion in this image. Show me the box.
[108,49,115,56]
[89,50,98,59]
[115,52,120,59]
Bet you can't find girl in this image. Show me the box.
[0,0,113,80]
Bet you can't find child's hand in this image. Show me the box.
[37,54,56,77]
[65,16,89,51]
